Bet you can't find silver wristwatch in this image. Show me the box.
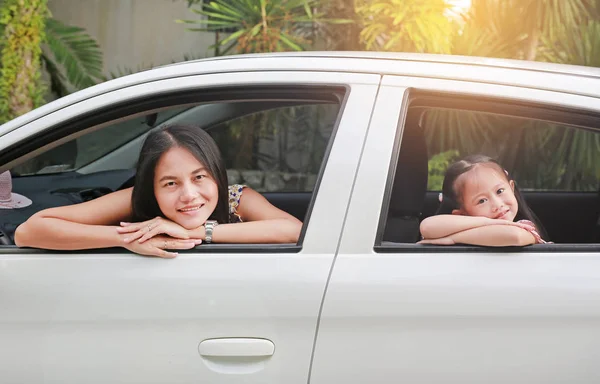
[204,220,218,244]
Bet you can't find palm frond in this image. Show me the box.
[177,0,344,54]
[44,18,104,90]
[41,52,69,98]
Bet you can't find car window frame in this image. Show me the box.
[375,89,600,253]
[0,85,351,254]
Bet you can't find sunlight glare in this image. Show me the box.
[447,0,472,14]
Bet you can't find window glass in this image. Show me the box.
[208,104,339,192]
[12,107,189,176]
[421,108,600,192]
[10,101,341,194]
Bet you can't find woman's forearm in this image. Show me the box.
[449,225,535,247]
[190,219,302,244]
[420,215,494,239]
[15,217,123,250]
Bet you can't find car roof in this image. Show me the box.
[2,52,600,136]
[162,51,600,79]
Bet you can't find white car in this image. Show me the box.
[0,52,599,384]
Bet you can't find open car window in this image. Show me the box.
[1,87,346,248]
[378,92,600,247]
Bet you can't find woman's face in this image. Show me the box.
[153,147,219,229]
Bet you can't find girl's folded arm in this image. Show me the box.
[449,225,536,247]
[420,214,496,239]
[14,188,133,250]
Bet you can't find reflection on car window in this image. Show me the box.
[209,104,339,192]
[422,108,600,192]
[12,107,189,176]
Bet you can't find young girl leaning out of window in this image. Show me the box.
[419,154,549,247]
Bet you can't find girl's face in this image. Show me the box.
[153,147,219,229]
[453,165,519,222]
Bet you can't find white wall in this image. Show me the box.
[48,0,217,75]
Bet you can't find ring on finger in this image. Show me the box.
[163,240,168,249]
[147,224,152,233]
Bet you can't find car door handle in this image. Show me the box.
[198,338,275,357]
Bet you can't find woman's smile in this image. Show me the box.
[178,204,204,213]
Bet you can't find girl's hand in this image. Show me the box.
[418,237,455,245]
[121,234,201,258]
[487,218,535,232]
[117,217,195,244]
[510,221,536,233]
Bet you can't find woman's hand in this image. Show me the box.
[121,234,201,258]
[117,217,198,244]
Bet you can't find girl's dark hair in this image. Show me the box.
[131,124,230,223]
[436,154,548,239]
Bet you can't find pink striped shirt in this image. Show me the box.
[517,220,549,244]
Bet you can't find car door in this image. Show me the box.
[0,70,380,383]
[310,72,600,384]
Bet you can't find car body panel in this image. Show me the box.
[0,71,380,383]
[310,75,600,384]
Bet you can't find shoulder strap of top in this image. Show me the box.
[228,184,246,217]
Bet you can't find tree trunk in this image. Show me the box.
[525,27,540,61]
[0,0,48,123]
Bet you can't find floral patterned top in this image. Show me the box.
[228,184,246,223]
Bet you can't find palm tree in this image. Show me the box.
[533,20,600,189]
[355,0,454,53]
[394,0,600,190]
[451,0,596,60]
[178,0,331,55]
[0,1,103,124]
[42,18,104,98]
[0,0,48,123]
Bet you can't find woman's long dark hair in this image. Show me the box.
[436,154,548,240]
[131,124,230,223]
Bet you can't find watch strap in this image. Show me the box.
[204,220,218,243]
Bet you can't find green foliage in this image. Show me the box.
[314,0,362,50]
[427,150,459,190]
[359,0,600,192]
[422,108,600,192]
[0,0,47,123]
[107,63,154,80]
[451,0,526,58]
[356,0,454,53]
[453,0,596,60]
[42,18,104,97]
[178,0,350,54]
[539,20,600,67]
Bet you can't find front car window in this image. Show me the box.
[3,90,344,247]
